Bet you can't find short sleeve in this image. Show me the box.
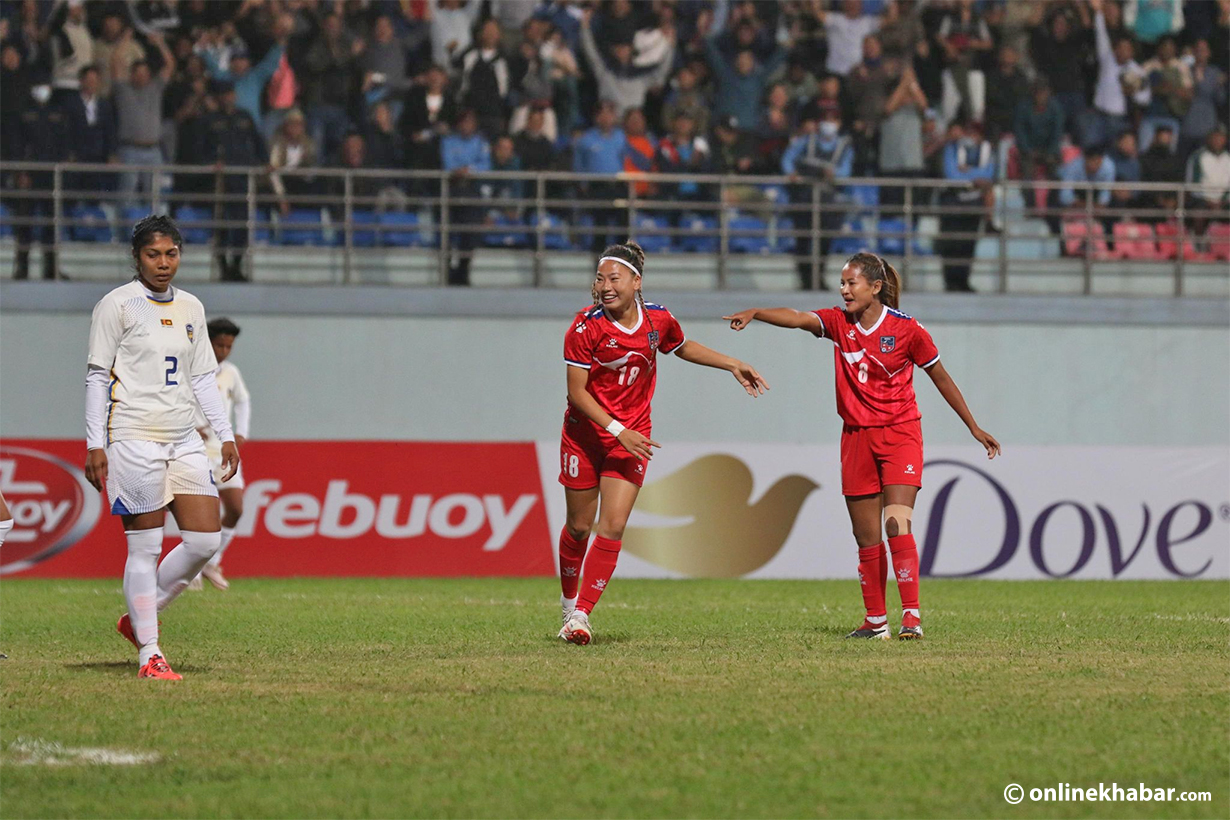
[563,313,595,369]
[909,321,940,368]
[813,307,845,340]
[188,305,219,377]
[659,310,685,354]
[87,298,122,369]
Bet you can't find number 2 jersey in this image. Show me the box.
[813,306,940,428]
[88,280,218,444]
[563,301,686,435]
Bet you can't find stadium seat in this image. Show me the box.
[0,203,10,238]
[728,215,771,254]
[534,213,574,250]
[830,219,868,256]
[877,218,907,256]
[848,184,880,208]
[1208,223,1230,261]
[1111,221,1164,260]
[679,214,718,253]
[378,211,420,247]
[69,204,111,243]
[338,209,378,247]
[1155,222,1216,261]
[482,212,531,248]
[1062,219,1114,260]
[174,204,213,245]
[280,208,326,246]
[631,213,672,253]
[773,216,796,254]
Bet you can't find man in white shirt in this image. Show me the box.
[820,0,882,77]
[1088,0,1150,147]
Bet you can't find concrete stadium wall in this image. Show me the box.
[2,283,1227,447]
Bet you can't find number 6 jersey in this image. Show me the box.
[563,301,686,435]
[88,280,219,444]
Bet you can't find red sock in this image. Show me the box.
[558,528,588,600]
[888,533,920,612]
[577,536,621,614]
[857,544,888,619]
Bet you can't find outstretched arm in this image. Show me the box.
[923,360,1001,459]
[725,307,823,337]
[673,340,769,397]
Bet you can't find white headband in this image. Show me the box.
[598,256,641,277]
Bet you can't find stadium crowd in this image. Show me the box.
[1,0,1228,285]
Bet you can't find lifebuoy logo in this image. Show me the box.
[236,479,539,551]
[0,446,101,575]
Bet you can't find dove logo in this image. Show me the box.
[623,454,818,578]
[0,446,101,575]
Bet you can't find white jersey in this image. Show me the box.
[88,280,218,445]
[196,360,250,459]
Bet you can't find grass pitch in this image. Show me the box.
[1,578,1226,819]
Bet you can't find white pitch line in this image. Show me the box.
[7,738,160,767]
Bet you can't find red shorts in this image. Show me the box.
[558,412,648,489]
[840,420,923,496]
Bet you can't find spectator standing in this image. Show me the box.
[1013,80,1067,200]
[458,19,512,136]
[200,34,286,136]
[573,99,628,253]
[1137,36,1190,151]
[936,120,994,293]
[937,0,992,125]
[204,80,268,281]
[877,0,924,62]
[661,64,711,136]
[268,109,319,215]
[703,30,785,136]
[845,35,893,173]
[657,110,711,213]
[878,60,928,206]
[817,0,882,77]
[65,65,117,203]
[622,107,656,198]
[427,0,482,73]
[513,106,556,171]
[93,13,145,96]
[1123,0,1184,50]
[440,109,492,284]
[48,0,92,107]
[769,53,819,110]
[114,32,175,210]
[401,64,457,176]
[782,111,854,290]
[366,100,407,170]
[1030,3,1092,142]
[1088,0,1150,148]
[581,8,676,119]
[12,81,70,280]
[360,16,414,120]
[1178,39,1228,160]
[301,13,362,159]
[982,45,1028,143]
[1109,129,1142,208]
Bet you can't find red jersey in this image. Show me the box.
[563,301,686,435]
[814,306,940,428]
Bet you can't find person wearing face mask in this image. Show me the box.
[782,113,854,291]
[12,81,71,280]
[936,120,994,293]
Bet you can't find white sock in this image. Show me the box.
[903,608,920,618]
[123,528,164,665]
[561,594,577,612]
[866,614,888,625]
[0,518,13,546]
[208,526,235,568]
[156,530,221,611]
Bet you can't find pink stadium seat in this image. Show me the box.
[1156,222,1217,262]
[1062,219,1114,260]
[1111,221,1164,260]
[1209,223,1230,261]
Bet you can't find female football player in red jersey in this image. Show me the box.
[724,252,1000,640]
[557,240,769,645]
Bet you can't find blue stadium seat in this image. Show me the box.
[729,215,771,254]
[339,209,378,247]
[378,211,420,247]
[877,218,907,256]
[830,219,869,256]
[0,203,10,238]
[534,213,573,250]
[174,205,213,245]
[482,212,531,248]
[848,184,880,209]
[631,213,672,253]
[679,214,718,253]
[280,208,326,246]
[774,217,797,254]
[70,204,111,243]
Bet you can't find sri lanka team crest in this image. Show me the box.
[186,323,195,342]
[647,330,660,350]
[880,335,896,353]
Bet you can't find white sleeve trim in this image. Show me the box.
[664,336,686,355]
[564,358,592,370]
[922,354,941,368]
[191,372,235,443]
[813,312,828,339]
[85,366,110,451]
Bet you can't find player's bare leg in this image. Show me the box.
[559,487,599,624]
[561,477,639,645]
[883,484,922,639]
[844,493,891,639]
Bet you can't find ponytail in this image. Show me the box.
[845,251,900,309]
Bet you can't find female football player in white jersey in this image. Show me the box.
[187,317,250,591]
[84,215,240,680]
[0,493,12,546]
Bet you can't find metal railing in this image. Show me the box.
[1,161,1227,294]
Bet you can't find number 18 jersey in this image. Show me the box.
[563,301,686,435]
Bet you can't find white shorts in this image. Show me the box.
[209,453,245,490]
[106,437,217,516]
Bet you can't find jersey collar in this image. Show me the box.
[135,277,175,303]
[603,301,643,335]
[854,305,888,336]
